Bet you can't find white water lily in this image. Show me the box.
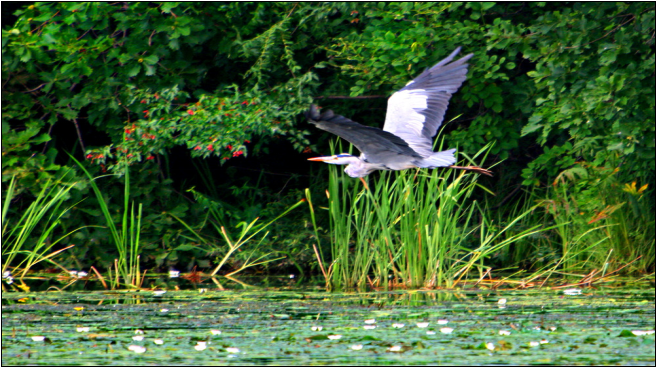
[195,342,207,351]
[153,290,167,296]
[311,326,323,331]
[31,336,45,342]
[563,288,581,296]
[632,330,655,336]
[426,331,436,335]
[199,288,207,293]
[226,347,240,353]
[168,270,180,278]
[210,329,222,335]
[364,319,376,324]
[153,339,164,345]
[128,345,147,353]
[416,322,429,328]
[392,323,404,328]
[135,329,144,334]
[327,334,342,340]
[387,345,402,352]
[549,326,557,331]
[540,339,549,344]
[132,335,144,341]
[440,327,454,334]
[363,325,376,330]
[499,330,511,336]
[350,344,363,350]
[498,298,507,305]
[437,319,448,325]
[76,327,90,332]
[160,309,169,313]
[485,342,495,351]
[529,341,540,347]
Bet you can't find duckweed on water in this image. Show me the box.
[2,287,654,365]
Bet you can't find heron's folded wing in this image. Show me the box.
[306,105,420,163]
[383,47,473,157]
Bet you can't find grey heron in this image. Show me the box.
[307,47,492,178]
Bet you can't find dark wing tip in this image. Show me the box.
[306,104,346,124]
[306,104,321,122]
[306,104,337,123]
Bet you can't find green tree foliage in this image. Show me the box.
[2,2,327,179]
[4,2,653,185]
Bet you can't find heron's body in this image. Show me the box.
[307,47,491,178]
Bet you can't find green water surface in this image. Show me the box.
[2,285,654,365]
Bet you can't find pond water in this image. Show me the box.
[2,283,654,365]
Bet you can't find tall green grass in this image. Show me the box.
[537,165,654,276]
[71,156,143,289]
[308,142,544,289]
[2,174,80,287]
[170,188,305,277]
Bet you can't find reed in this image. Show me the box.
[71,156,143,289]
[170,188,305,277]
[2,174,80,286]
[317,141,548,289]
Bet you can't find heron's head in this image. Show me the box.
[307,154,358,165]
[308,154,370,177]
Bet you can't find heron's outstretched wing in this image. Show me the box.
[383,47,473,157]
[306,105,420,163]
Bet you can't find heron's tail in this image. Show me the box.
[420,148,457,168]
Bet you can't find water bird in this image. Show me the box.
[307,47,492,179]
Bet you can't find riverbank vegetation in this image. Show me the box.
[2,2,654,290]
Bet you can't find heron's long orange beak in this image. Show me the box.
[307,156,334,162]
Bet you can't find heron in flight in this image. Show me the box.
[307,47,492,179]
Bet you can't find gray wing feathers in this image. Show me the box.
[383,47,473,157]
[306,105,421,163]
